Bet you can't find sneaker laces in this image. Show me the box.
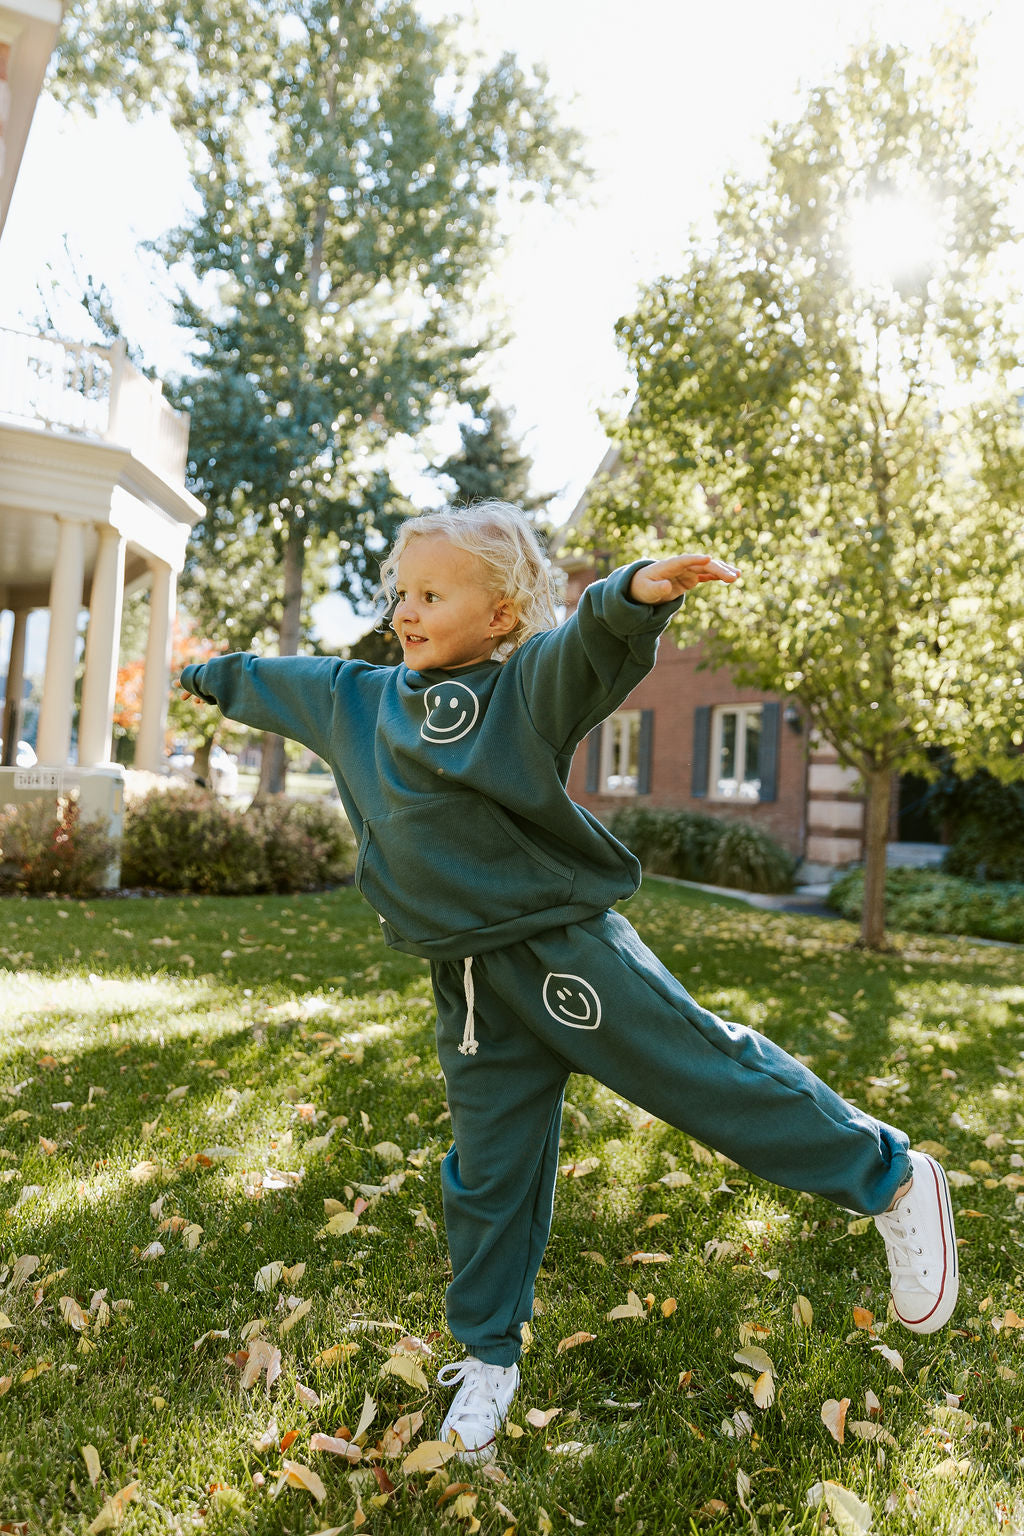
[875,1204,929,1290]
[437,1358,511,1431]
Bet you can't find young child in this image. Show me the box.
[179,500,958,1463]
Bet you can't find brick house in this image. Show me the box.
[560,554,869,871]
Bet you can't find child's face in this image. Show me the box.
[393,535,518,672]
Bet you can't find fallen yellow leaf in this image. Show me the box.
[821,1397,851,1444]
[312,1341,359,1366]
[274,1459,326,1502]
[806,1480,872,1534]
[81,1444,101,1487]
[606,1290,645,1321]
[309,1433,361,1462]
[525,1407,561,1429]
[379,1352,429,1391]
[401,1440,458,1474]
[87,1482,140,1533]
[556,1332,596,1355]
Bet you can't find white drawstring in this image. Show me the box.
[458,956,478,1056]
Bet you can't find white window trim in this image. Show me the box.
[600,709,642,795]
[709,704,763,802]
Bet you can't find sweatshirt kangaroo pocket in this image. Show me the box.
[355,794,575,945]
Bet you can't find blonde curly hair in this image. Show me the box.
[378,501,561,652]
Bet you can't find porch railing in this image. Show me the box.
[0,327,191,482]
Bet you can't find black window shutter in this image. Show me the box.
[691,706,711,798]
[585,727,602,793]
[637,710,654,794]
[757,701,780,803]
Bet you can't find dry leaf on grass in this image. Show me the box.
[381,1411,425,1457]
[278,1299,312,1336]
[59,1297,88,1332]
[871,1343,904,1374]
[255,1262,284,1293]
[380,1351,429,1391]
[271,1460,326,1502]
[309,1433,362,1463]
[556,1332,596,1354]
[806,1481,872,1534]
[525,1407,561,1430]
[606,1290,645,1321]
[86,1482,139,1533]
[734,1345,775,1375]
[401,1440,457,1474]
[80,1445,101,1487]
[821,1398,851,1444]
[240,1338,282,1392]
[312,1342,359,1366]
[793,1294,813,1328]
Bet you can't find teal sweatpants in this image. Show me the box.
[431,910,911,1367]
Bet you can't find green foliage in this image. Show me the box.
[0,796,117,896]
[926,766,1024,881]
[827,865,1024,942]
[587,37,1024,946]
[434,396,550,514]
[608,806,795,893]
[120,787,355,893]
[707,820,798,895]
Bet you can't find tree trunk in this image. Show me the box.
[255,523,305,798]
[860,765,893,949]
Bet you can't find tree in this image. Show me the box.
[53,0,584,791]
[434,394,549,513]
[584,37,1024,948]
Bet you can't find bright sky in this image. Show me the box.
[1,0,1021,653]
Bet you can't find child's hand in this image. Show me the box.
[629,555,739,605]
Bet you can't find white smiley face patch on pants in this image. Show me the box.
[542,973,602,1030]
[421,681,481,744]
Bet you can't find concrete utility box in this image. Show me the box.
[0,764,126,889]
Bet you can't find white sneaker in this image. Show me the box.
[437,1356,520,1463]
[874,1151,959,1333]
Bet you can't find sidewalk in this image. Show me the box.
[644,872,838,917]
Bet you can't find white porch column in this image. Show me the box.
[135,558,176,773]
[78,524,127,767]
[1,607,30,766]
[36,516,86,765]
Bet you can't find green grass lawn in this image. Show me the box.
[1,882,1022,1535]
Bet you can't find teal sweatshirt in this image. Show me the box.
[180,562,683,961]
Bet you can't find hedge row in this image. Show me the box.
[0,787,355,897]
[827,866,1024,944]
[606,806,797,894]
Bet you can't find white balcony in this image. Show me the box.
[0,326,190,483]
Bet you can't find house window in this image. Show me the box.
[601,710,642,794]
[710,705,763,800]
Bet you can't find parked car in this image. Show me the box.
[166,744,239,796]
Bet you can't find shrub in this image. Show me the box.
[928,766,1024,882]
[0,796,117,896]
[827,866,1024,943]
[607,806,795,893]
[944,824,1024,883]
[707,820,797,894]
[121,787,355,894]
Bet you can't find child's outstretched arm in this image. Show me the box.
[517,554,738,754]
[179,653,348,760]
